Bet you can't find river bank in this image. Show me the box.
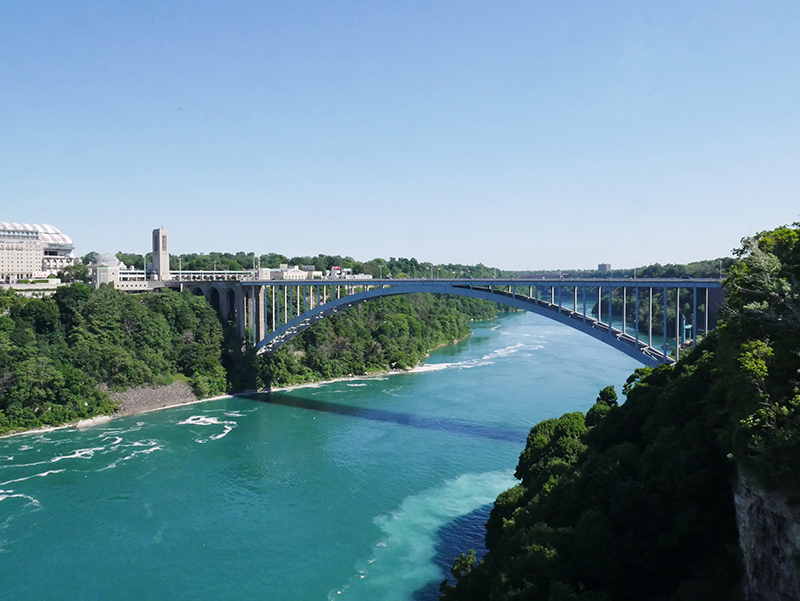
[0,365,437,439]
[104,333,471,420]
[112,364,434,417]
[0,329,474,439]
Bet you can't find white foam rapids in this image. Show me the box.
[0,490,40,508]
[330,470,518,600]
[411,343,529,374]
[0,469,65,487]
[178,415,238,442]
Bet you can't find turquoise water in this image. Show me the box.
[0,313,640,601]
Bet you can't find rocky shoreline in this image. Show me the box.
[110,381,200,417]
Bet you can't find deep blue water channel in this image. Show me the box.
[0,312,640,601]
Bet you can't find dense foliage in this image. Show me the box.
[440,344,742,600]
[440,224,800,601]
[0,285,226,434]
[718,224,800,495]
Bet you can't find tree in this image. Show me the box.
[116,252,145,270]
[57,263,90,283]
[596,385,618,407]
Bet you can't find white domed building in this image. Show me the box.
[0,222,75,282]
[91,253,124,288]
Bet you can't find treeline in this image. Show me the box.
[512,257,737,280]
[0,285,228,435]
[440,223,800,600]
[81,249,506,281]
[80,245,737,285]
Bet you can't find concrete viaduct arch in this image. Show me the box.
[189,282,248,334]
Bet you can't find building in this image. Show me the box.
[152,228,171,281]
[90,228,173,291]
[326,266,371,280]
[256,264,324,280]
[87,226,372,293]
[275,264,310,280]
[0,222,75,282]
[91,253,153,291]
[598,263,611,273]
[91,253,124,288]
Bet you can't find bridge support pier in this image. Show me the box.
[236,287,247,339]
[219,287,230,323]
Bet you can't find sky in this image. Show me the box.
[1,1,798,270]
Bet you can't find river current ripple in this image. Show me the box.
[0,313,639,601]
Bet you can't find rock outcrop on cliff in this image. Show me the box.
[736,472,800,601]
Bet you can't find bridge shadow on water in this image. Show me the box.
[243,391,530,444]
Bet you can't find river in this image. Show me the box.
[0,312,640,601]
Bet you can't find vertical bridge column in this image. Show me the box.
[257,285,266,342]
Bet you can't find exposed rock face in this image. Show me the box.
[735,471,800,601]
[110,381,198,417]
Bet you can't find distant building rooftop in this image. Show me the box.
[0,222,74,247]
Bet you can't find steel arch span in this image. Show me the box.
[244,278,724,367]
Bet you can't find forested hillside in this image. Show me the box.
[440,224,800,601]
[0,284,499,435]
[0,285,227,434]
[255,295,497,387]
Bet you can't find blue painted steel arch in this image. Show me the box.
[251,281,705,366]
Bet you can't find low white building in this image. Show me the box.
[325,267,371,280]
[275,264,308,280]
[256,266,323,280]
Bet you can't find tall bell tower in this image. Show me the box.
[152,228,171,281]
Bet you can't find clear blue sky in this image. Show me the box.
[1,1,798,270]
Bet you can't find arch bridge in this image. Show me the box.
[232,278,723,367]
